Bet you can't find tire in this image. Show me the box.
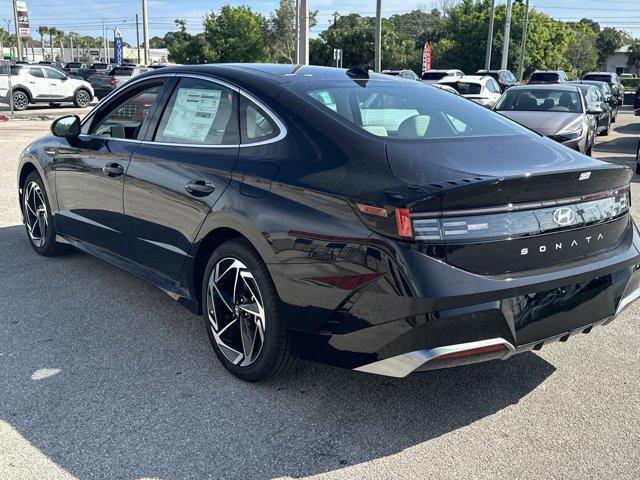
[600,121,610,136]
[636,140,640,175]
[22,171,70,257]
[202,238,298,382]
[12,90,29,111]
[612,109,617,123]
[73,89,91,108]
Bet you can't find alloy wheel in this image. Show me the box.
[13,91,28,110]
[76,90,90,107]
[23,181,48,248]
[207,257,266,367]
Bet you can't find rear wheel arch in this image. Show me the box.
[12,86,32,101]
[18,162,39,216]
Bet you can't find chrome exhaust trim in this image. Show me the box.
[354,338,515,378]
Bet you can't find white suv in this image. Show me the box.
[1,64,94,111]
[437,75,503,108]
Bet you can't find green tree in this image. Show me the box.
[596,27,624,64]
[565,26,598,76]
[167,20,209,64]
[37,26,48,60]
[627,39,640,74]
[203,5,268,63]
[268,0,317,63]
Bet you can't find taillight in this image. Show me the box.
[354,203,414,239]
[110,78,118,85]
[395,208,412,237]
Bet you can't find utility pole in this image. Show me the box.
[12,0,22,61]
[142,0,149,65]
[501,0,513,70]
[298,0,308,65]
[485,0,495,70]
[70,35,74,62]
[518,0,530,81]
[136,14,141,65]
[294,0,299,64]
[374,0,382,72]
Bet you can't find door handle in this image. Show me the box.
[185,179,215,196]
[102,163,125,177]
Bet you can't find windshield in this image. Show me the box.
[530,72,560,82]
[421,71,449,80]
[495,89,583,113]
[292,80,528,140]
[583,74,612,84]
[439,82,482,95]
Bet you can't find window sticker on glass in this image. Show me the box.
[161,88,221,142]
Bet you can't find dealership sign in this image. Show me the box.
[422,41,431,73]
[114,29,124,66]
[16,1,29,37]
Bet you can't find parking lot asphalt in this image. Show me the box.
[0,107,639,480]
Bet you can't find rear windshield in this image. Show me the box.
[421,71,449,80]
[530,72,560,82]
[66,63,82,68]
[111,67,133,76]
[495,89,583,113]
[91,63,108,69]
[440,82,482,95]
[583,74,613,83]
[292,80,527,140]
[383,71,400,76]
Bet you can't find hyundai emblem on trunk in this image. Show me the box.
[553,207,576,226]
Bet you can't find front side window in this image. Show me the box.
[296,80,527,140]
[155,78,238,145]
[240,96,280,144]
[44,68,66,79]
[89,82,164,139]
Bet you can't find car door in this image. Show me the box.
[26,66,50,99]
[53,77,169,257]
[43,67,74,99]
[123,75,240,280]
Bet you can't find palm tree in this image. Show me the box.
[37,26,48,61]
[55,29,66,62]
[48,27,57,60]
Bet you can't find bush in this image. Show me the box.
[621,77,640,91]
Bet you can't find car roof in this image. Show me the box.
[147,63,405,85]
[506,84,581,92]
[584,72,614,76]
[445,75,488,83]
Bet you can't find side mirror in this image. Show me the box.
[587,105,603,115]
[61,75,69,81]
[51,115,80,138]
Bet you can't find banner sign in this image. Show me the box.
[422,41,431,73]
[16,1,29,37]
[114,29,124,66]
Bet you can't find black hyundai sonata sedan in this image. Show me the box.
[17,64,640,381]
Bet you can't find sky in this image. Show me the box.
[2,0,640,45]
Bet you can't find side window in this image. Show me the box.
[44,68,66,80]
[155,78,238,145]
[240,96,280,145]
[88,81,164,139]
[29,67,44,78]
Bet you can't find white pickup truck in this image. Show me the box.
[0,64,94,111]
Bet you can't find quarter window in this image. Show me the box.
[89,82,164,139]
[240,96,280,144]
[43,68,66,79]
[155,78,238,145]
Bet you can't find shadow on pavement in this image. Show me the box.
[0,224,555,479]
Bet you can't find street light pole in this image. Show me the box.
[485,0,495,70]
[142,0,149,65]
[12,0,22,61]
[501,0,513,70]
[374,0,382,72]
[294,0,300,64]
[298,0,308,65]
[518,0,530,81]
[136,14,141,65]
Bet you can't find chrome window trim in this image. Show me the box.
[79,71,288,149]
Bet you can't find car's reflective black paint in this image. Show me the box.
[17,64,640,377]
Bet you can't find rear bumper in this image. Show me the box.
[281,221,640,376]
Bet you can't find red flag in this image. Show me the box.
[422,41,432,73]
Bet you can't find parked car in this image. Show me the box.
[567,80,618,123]
[430,83,460,95]
[382,69,420,81]
[475,69,521,91]
[420,69,464,84]
[570,83,612,136]
[18,64,640,382]
[76,62,114,80]
[438,75,502,108]
[0,64,93,111]
[494,84,599,155]
[528,70,569,84]
[634,84,640,116]
[620,73,635,79]
[89,65,151,99]
[582,72,624,106]
[63,62,88,75]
